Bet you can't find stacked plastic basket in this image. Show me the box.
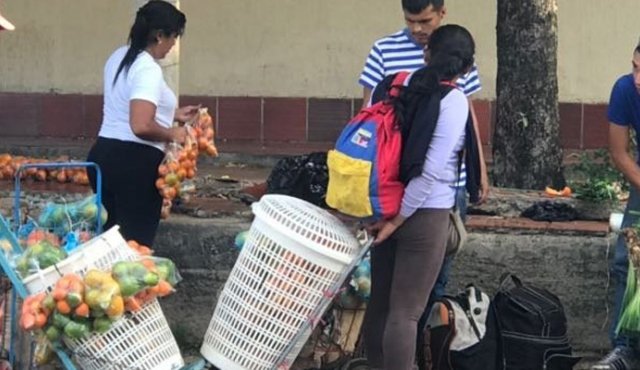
[201,194,363,370]
[22,226,184,370]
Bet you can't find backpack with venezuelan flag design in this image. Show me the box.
[326,72,409,220]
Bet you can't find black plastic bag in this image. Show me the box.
[521,201,577,222]
[266,152,329,208]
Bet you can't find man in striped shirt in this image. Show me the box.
[358,0,489,357]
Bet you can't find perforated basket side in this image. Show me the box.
[201,224,349,370]
[67,299,183,370]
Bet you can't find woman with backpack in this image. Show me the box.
[363,24,481,370]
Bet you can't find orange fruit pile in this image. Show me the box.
[0,154,90,185]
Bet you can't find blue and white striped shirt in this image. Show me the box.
[359,28,482,187]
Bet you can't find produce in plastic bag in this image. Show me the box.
[153,257,181,286]
[51,274,89,317]
[25,229,60,248]
[38,194,108,235]
[47,311,91,340]
[161,142,197,195]
[234,230,248,250]
[83,269,124,320]
[190,108,218,157]
[111,260,160,297]
[19,292,49,331]
[123,257,181,311]
[33,333,54,366]
[155,140,197,219]
[15,240,67,278]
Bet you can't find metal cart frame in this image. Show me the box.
[0,161,102,369]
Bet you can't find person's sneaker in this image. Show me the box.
[592,347,640,370]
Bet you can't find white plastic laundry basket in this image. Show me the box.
[22,226,184,370]
[201,195,362,370]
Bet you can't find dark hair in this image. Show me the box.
[401,0,444,14]
[113,0,186,84]
[393,24,475,130]
[635,38,640,54]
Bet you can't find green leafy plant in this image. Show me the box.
[617,224,640,335]
[571,149,628,203]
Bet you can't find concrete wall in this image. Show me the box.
[155,215,614,357]
[0,0,638,102]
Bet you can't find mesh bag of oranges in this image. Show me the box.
[155,106,219,219]
[155,142,197,218]
[188,107,218,157]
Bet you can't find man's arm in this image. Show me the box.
[468,98,490,203]
[610,123,640,190]
[362,87,373,110]
[359,43,384,109]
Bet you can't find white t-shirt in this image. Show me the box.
[99,46,177,152]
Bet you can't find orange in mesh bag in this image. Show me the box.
[189,108,218,157]
[156,130,199,219]
[156,107,218,219]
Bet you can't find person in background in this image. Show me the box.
[87,0,198,247]
[358,0,489,356]
[363,24,481,370]
[594,38,640,370]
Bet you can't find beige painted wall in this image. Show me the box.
[0,0,637,102]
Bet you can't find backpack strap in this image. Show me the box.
[453,291,483,341]
[370,72,411,105]
[388,71,411,98]
[465,283,484,303]
[427,299,456,370]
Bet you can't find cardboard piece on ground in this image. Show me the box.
[337,303,367,353]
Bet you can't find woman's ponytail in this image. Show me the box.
[113,11,150,85]
[393,24,475,131]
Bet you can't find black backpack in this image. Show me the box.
[493,274,581,370]
[425,285,501,370]
[266,152,329,208]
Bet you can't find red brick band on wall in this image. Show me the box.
[0,92,608,149]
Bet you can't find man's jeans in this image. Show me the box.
[611,187,640,349]
[416,188,467,337]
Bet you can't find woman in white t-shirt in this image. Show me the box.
[87,0,197,247]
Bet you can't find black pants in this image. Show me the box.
[87,137,164,247]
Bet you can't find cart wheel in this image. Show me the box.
[341,357,369,370]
